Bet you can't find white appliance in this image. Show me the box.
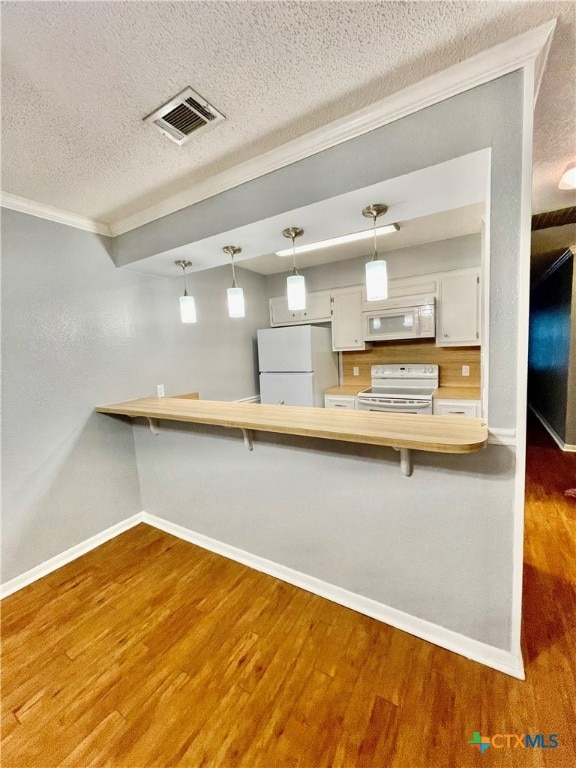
[363,296,435,342]
[257,325,338,407]
[357,364,438,414]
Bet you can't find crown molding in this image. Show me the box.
[0,191,112,236]
[110,19,556,237]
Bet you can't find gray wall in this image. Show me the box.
[265,234,481,297]
[133,71,524,653]
[1,209,269,582]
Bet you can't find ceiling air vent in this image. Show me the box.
[144,87,226,145]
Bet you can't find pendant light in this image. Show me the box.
[559,161,576,189]
[283,227,306,311]
[363,204,389,301]
[175,260,197,323]
[223,245,245,318]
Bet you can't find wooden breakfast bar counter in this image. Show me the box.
[96,396,488,476]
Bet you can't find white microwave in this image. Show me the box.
[363,297,435,342]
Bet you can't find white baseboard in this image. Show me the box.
[0,513,145,599]
[0,509,524,678]
[142,512,525,679]
[488,427,517,446]
[234,395,260,403]
[529,404,576,452]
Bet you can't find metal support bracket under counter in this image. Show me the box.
[95,397,488,477]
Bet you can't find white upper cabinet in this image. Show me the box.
[270,295,300,325]
[302,291,332,323]
[269,290,331,327]
[361,274,438,311]
[331,287,367,351]
[269,267,481,349]
[436,269,480,347]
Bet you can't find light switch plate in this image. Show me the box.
[156,384,165,397]
[462,365,470,377]
[353,367,360,376]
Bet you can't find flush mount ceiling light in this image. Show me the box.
[175,260,196,323]
[223,245,245,318]
[275,223,400,257]
[559,161,576,189]
[283,227,306,311]
[363,204,389,301]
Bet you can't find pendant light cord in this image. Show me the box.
[292,235,299,276]
[371,214,378,263]
[181,263,189,297]
[231,255,237,288]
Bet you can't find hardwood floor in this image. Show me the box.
[2,414,575,767]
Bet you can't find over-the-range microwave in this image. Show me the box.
[363,296,435,342]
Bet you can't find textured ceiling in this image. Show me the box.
[1,1,575,226]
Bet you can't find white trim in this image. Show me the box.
[0,513,144,599]
[141,512,524,678]
[487,428,516,447]
[529,404,576,452]
[110,20,556,236]
[0,192,112,237]
[508,58,537,677]
[234,395,260,403]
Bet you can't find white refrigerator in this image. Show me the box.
[257,325,338,407]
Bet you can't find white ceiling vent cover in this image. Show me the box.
[144,87,226,145]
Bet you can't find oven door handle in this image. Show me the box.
[358,400,431,410]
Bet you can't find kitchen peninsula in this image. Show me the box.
[96,396,488,476]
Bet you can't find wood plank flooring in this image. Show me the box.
[2,413,575,767]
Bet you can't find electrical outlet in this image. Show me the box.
[353,367,360,377]
[462,365,470,377]
[156,384,165,397]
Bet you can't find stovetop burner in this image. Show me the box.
[358,363,439,402]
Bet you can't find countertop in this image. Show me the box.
[325,385,481,400]
[96,397,488,454]
[433,386,481,400]
[324,385,367,396]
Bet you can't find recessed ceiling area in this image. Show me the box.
[120,150,488,278]
[0,1,574,228]
[239,204,484,276]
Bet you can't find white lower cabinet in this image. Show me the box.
[433,399,481,417]
[324,395,357,410]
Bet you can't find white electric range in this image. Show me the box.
[357,364,438,414]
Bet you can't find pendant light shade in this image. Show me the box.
[365,259,388,301]
[283,227,306,311]
[179,295,197,323]
[286,274,306,310]
[227,286,245,318]
[175,260,197,323]
[363,204,389,301]
[223,245,245,318]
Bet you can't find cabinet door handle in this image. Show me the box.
[334,404,347,408]
[448,410,466,414]
[443,333,449,338]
